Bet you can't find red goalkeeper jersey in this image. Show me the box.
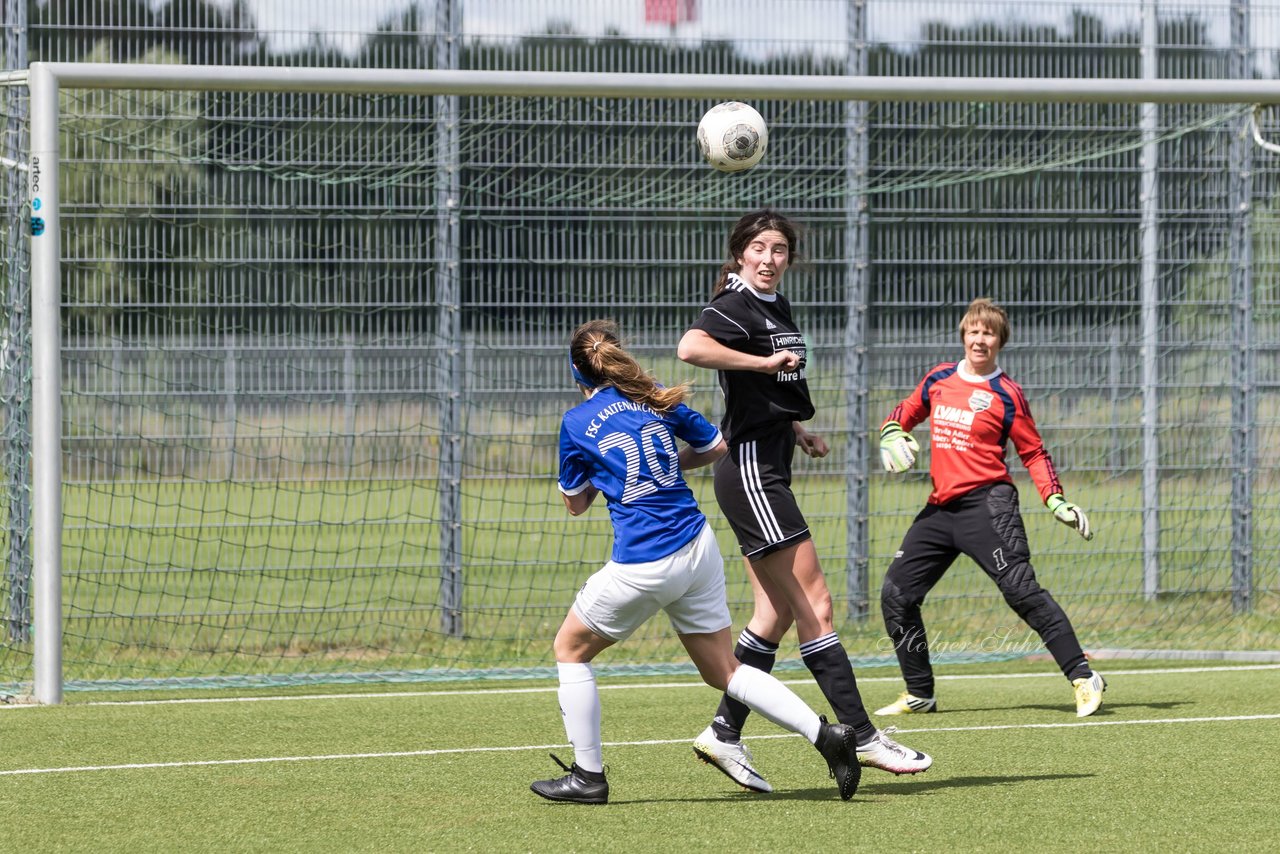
[884,361,1063,506]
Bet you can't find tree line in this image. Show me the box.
[13,3,1272,340]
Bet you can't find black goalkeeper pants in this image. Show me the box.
[880,482,1086,697]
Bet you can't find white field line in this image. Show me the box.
[3,662,1277,710]
[2,712,1279,777]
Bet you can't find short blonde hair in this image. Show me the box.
[958,298,1010,347]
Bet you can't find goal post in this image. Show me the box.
[4,62,1279,702]
[28,62,62,705]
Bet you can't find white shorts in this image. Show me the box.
[572,523,731,641]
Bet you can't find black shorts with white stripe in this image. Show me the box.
[713,426,811,560]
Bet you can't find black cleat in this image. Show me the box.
[530,753,609,805]
[814,716,861,801]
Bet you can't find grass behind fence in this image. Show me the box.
[1,470,1265,690]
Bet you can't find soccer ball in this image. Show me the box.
[697,101,768,173]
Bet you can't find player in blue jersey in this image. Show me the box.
[530,319,863,805]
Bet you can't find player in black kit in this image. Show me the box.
[677,209,932,794]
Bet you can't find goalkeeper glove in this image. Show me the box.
[1046,494,1093,541]
[879,421,920,473]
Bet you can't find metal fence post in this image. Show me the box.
[1229,0,1255,613]
[844,0,870,621]
[1,0,31,645]
[1140,0,1161,601]
[434,0,464,638]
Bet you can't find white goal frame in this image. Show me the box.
[16,61,1280,703]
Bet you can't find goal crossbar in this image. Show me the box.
[26,62,1280,104]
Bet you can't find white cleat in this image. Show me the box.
[1073,671,1107,717]
[693,725,773,793]
[856,727,933,775]
[873,691,938,716]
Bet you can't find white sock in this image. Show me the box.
[556,661,603,773]
[727,664,821,744]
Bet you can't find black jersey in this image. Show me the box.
[688,273,815,444]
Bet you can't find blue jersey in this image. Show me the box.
[558,386,723,563]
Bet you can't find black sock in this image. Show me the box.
[574,765,606,782]
[1044,631,1090,682]
[800,632,876,744]
[710,628,778,742]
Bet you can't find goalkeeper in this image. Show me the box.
[875,297,1106,718]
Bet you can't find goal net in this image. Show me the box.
[1,63,1277,696]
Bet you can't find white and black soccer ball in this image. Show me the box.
[696,101,768,173]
